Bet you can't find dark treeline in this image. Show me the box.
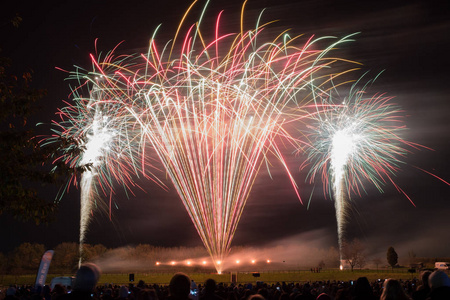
[1,242,449,275]
[0,243,212,275]
[0,242,106,275]
[0,243,341,275]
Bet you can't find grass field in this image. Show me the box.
[0,268,425,287]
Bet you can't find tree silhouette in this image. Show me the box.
[387,246,398,269]
[0,16,78,224]
[372,257,382,271]
[10,243,45,274]
[341,238,366,271]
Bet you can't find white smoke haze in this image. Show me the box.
[220,230,341,271]
[90,223,450,274]
[91,230,343,273]
[91,245,209,273]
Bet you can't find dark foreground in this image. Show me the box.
[2,268,450,300]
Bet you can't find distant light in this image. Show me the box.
[266,260,271,263]
[187,261,192,265]
[171,261,176,265]
[218,271,222,274]
[202,261,207,265]
[156,261,160,266]
[236,260,240,264]
[251,260,256,264]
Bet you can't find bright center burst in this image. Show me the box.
[331,127,360,180]
[303,76,419,263]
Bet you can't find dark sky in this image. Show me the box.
[1,0,449,262]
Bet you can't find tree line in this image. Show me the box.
[0,242,218,275]
[1,241,448,275]
[0,242,341,275]
[0,242,107,275]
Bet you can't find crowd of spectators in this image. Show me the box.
[1,264,449,300]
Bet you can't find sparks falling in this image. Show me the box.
[43,70,164,264]
[78,106,114,266]
[303,76,422,263]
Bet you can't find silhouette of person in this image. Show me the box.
[168,273,191,300]
[380,279,411,300]
[427,270,450,300]
[352,277,376,300]
[59,263,101,300]
[412,271,431,300]
[200,279,224,300]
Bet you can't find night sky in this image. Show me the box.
[1,0,449,262]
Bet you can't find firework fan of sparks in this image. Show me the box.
[301,74,427,262]
[46,0,363,271]
[43,50,166,263]
[125,3,361,272]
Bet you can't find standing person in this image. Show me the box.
[190,280,198,300]
[168,273,191,300]
[426,270,450,300]
[118,286,130,300]
[200,279,224,300]
[59,263,101,300]
[380,279,411,300]
[5,287,19,300]
[51,284,67,300]
[412,271,431,300]
[352,277,376,300]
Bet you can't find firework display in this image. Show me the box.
[301,76,422,265]
[133,20,362,273]
[45,1,420,272]
[44,52,166,263]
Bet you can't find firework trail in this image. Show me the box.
[302,75,420,264]
[44,53,164,264]
[78,110,117,267]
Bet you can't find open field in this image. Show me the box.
[2,268,442,287]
